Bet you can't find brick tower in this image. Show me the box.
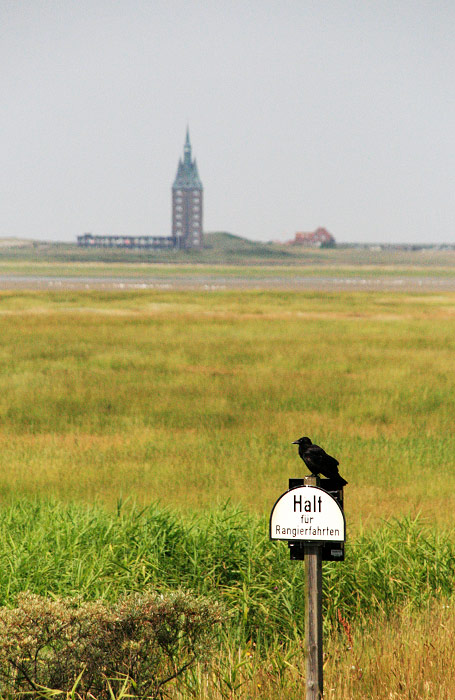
[172,129,203,248]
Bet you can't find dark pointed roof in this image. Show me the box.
[173,129,203,191]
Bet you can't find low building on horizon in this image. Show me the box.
[288,228,336,248]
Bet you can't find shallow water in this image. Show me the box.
[1,273,455,291]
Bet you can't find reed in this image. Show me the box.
[0,500,453,641]
[185,599,455,699]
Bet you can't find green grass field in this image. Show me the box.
[3,259,455,280]
[1,288,454,526]
[0,286,454,698]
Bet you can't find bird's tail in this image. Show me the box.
[337,476,348,487]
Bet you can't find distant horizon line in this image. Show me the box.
[0,232,454,248]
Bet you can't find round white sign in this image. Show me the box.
[270,486,345,542]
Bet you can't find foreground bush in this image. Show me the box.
[0,591,223,699]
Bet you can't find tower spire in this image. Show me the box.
[183,127,192,165]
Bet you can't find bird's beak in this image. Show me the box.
[292,440,299,444]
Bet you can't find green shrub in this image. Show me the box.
[0,591,223,699]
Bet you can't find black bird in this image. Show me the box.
[292,436,348,486]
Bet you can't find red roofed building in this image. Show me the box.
[289,228,336,248]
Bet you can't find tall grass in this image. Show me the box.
[0,499,454,698]
[188,599,455,699]
[0,500,453,643]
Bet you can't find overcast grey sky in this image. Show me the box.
[1,1,454,244]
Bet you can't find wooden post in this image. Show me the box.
[304,475,323,699]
